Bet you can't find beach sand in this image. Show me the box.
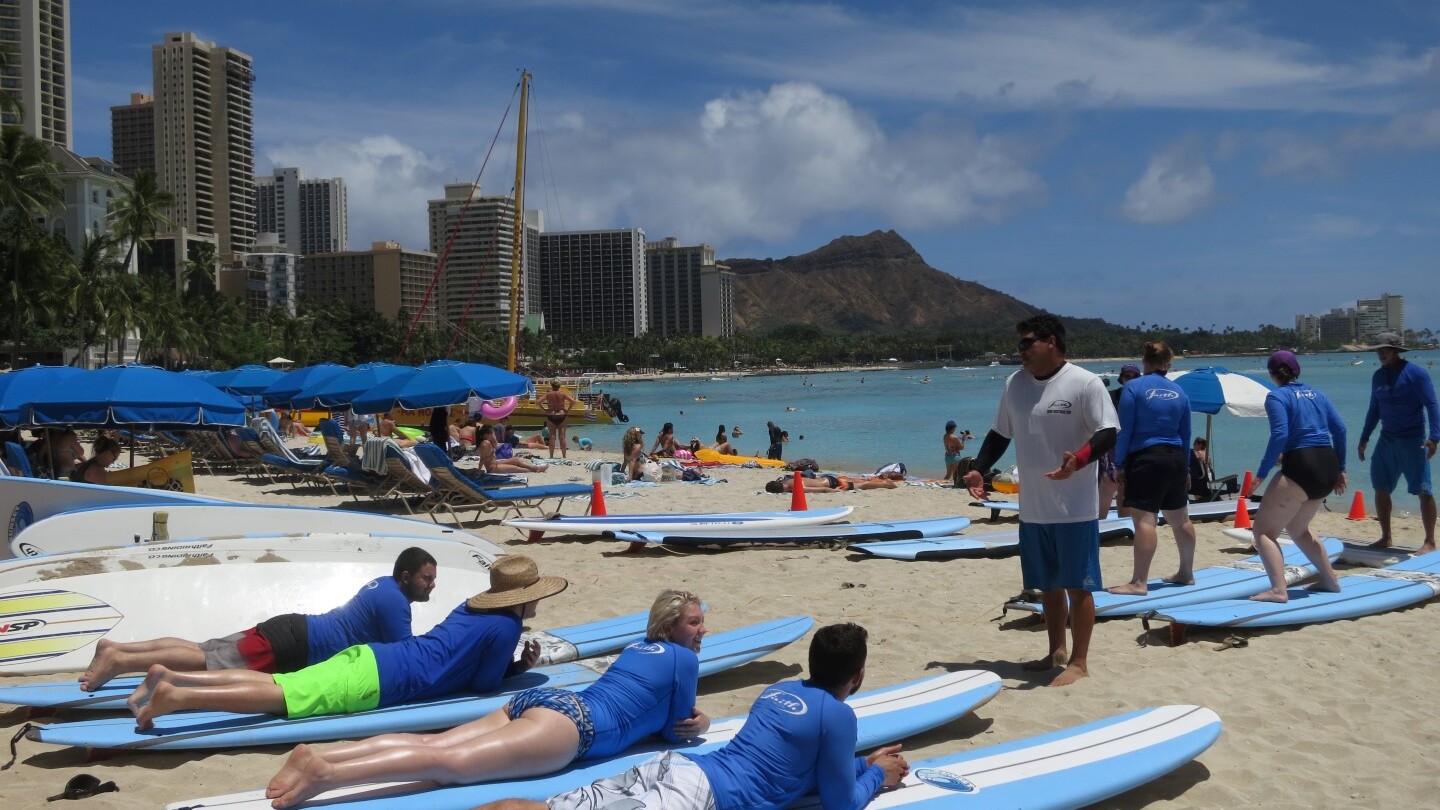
[2,451,1435,808]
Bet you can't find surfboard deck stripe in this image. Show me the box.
[505,507,854,535]
[854,518,1135,561]
[613,517,972,546]
[165,670,1003,810]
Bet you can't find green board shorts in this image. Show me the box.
[272,644,381,719]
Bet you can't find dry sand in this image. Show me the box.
[2,449,1436,808]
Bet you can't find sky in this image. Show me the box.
[67,0,1440,333]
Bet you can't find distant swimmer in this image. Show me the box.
[785,406,798,412]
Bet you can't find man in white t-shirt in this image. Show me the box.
[964,315,1119,687]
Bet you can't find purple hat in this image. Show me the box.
[1119,364,1141,379]
[1268,350,1300,377]
[945,420,957,430]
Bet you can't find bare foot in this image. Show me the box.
[1022,650,1068,671]
[1367,538,1393,549]
[79,639,121,692]
[272,753,337,809]
[267,744,316,798]
[1306,580,1341,593]
[1416,543,1437,556]
[1162,574,1196,586]
[1249,589,1289,603]
[133,681,175,732]
[1047,663,1089,687]
[127,666,166,714]
[1106,583,1149,596]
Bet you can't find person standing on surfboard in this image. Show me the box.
[1358,332,1439,555]
[475,622,908,810]
[964,315,1118,688]
[79,547,440,692]
[127,555,565,733]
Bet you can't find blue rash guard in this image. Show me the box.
[573,639,699,759]
[1114,372,1192,467]
[1257,382,1347,481]
[1360,361,1440,443]
[304,577,413,665]
[371,605,520,706]
[692,680,882,810]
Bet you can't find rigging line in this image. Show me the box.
[396,79,519,362]
[528,80,566,233]
[445,191,511,356]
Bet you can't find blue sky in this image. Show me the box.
[68,1,1439,333]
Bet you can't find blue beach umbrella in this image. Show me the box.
[0,365,86,429]
[262,362,350,410]
[349,359,532,415]
[24,364,248,429]
[304,363,415,410]
[206,364,286,397]
[1167,366,1275,472]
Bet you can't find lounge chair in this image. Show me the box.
[3,441,34,478]
[412,443,590,526]
[248,417,332,490]
[316,418,391,499]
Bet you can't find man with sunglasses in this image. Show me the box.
[964,315,1118,687]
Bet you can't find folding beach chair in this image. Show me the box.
[248,417,332,490]
[412,443,590,526]
[316,418,392,499]
[3,441,34,478]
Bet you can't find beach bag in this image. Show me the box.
[641,460,663,483]
[681,468,703,482]
[875,462,906,478]
[495,443,514,460]
[785,458,819,472]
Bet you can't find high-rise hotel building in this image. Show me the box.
[538,228,648,337]
[0,0,71,148]
[109,92,154,178]
[646,237,735,339]
[151,32,256,257]
[255,167,348,255]
[426,183,541,332]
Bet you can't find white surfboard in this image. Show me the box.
[10,503,493,558]
[505,507,854,535]
[0,534,495,675]
[1,477,230,557]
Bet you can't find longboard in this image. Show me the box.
[104,450,196,494]
[983,500,1240,523]
[794,705,1221,810]
[1221,527,1420,568]
[0,536,496,675]
[853,517,1136,561]
[0,609,652,712]
[1,477,230,556]
[505,507,854,535]
[1003,538,1344,617]
[28,616,813,750]
[1143,551,1440,631]
[611,517,971,547]
[10,504,489,558]
[166,669,1003,810]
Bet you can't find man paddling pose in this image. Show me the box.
[477,622,907,810]
[964,315,1118,687]
[127,555,565,731]
[80,547,438,692]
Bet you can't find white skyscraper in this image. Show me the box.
[0,0,73,148]
[255,167,348,254]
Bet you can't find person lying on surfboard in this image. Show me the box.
[261,588,712,810]
[477,622,909,810]
[80,547,439,692]
[764,474,898,493]
[126,555,564,736]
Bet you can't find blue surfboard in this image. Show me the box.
[612,517,971,547]
[166,669,1004,810]
[1144,552,1440,631]
[791,705,1221,809]
[0,609,655,712]
[853,517,1135,561]
[506,508,854,535]
[1003,538,1344,617]
[28,617,812,750]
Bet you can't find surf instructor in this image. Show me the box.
[80,547,439,692]
[963,315,1118,687]
[1357,332,1439,555]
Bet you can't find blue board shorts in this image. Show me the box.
[272,644,380,719]
[1018,521,1102,592]
[507,687,596,758]
[1371,435,1433,496]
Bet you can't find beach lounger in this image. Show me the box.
[315,418,391,499]
[248,417,332,490]
[413,443,590,526]
[3,441,35,478]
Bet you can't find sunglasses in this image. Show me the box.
[1017,336,1045,351]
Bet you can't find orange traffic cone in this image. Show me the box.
[1346,491,1366,521]
[790,470,809,512]
[590,480,607,517]
[1240,470,1254,498]
[1232,497,1252,530]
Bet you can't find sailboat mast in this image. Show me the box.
[506,71,530,373]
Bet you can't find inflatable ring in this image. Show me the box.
[480,396,520,420]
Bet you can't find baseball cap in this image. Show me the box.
[945,420,957,429]
[1267,350,1301,377]
[1368,332,1409,352]
[1119,363,1142,378]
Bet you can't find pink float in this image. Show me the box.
[480,396,520,419]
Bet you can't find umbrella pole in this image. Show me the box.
[1205,415,1214,477]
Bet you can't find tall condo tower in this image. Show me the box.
[109,92,154,178]
[255,167,348,254]
[0,0,72,148]
[151,32,256,256]
[426,183,541,332]
[538,228,648,337]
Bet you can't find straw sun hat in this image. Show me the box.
[467,555,568,610]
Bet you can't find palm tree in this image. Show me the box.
[102,272,142,364]
[0,126,63,366]
[181,240,218,295]
[64,234,123,365]
[109,170,175,275]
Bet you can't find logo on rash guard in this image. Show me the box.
[1146,389,1180,401]
[1044,399,1073,415]
[627,642,667,654]
[366,579,380,589]
[1295,389,1318,399]
[915,768,977,792]
[758,689,808,715]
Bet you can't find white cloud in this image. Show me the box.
[1280,213,1381,243]
[1121,142,1217,224]
[1258,133,1340,178]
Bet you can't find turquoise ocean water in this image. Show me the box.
[576,352,1433,513]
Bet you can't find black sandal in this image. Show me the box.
[47,774,119,802]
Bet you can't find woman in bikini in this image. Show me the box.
[540,381,578,459]
[478,426,548,474]
[649,423,678,457]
